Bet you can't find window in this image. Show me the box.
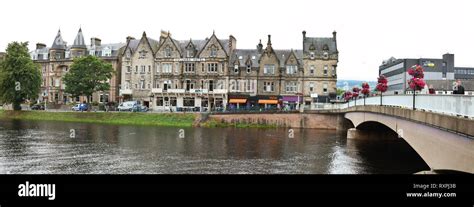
[286,65,297,74]
[140,80,145,89]
[100,94,109,103]
[135,66,138,73]
[135,84,138,89]
[165,47,172,57]
[125,80,131,89]
[264,64,275,75]
[309,82,314,92]
[332,65,336,76]
[310,65,315,75]
[247,65,251,73]
[126,66,131,73]
[310,52,315,59]
[323,83,328,93]
[138,50,148,59]
[55,79,60,87]
[234,65,239,73]
[323,52,329,59]
[247,80,251,91]
[187,50,193,58]
[141,65,146,74]
[207,63,218,73]
[183,97,195,107]
[286,82,297,93]
[185,63,195,73]
[162,63,172,73]
[210,47,217,57]
[264,82,274,92]
[170,97,177,106]
[209,80,214,91]
[201,63,205,72]
[148,65,151,73]
[156,97,163,106]
[324,65,328,76]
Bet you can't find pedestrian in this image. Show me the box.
[428,85,435,94]
[453,80,465,95]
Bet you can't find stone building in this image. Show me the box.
[120,31,232,111]
[30,28,124,104]
[120,30,339,111]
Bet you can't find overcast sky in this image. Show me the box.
[1,0,473,81]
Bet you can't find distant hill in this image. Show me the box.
[337,80,377,91]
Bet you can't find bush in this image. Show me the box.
[91,101,99,106]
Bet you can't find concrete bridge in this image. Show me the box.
[208,94,474,173]
[341,95,474,174]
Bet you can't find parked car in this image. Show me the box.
[132,105,148,112]
[72,103,88,111]
[72,104,80,111]
[118,101,137,111]
[31,104,45,110]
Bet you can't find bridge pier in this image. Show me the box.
[347,128,397,140]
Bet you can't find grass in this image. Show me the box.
[0,111,196,128]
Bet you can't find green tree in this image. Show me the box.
[0,42,41,110]
[63,55,114,103]
[336,88,345,96]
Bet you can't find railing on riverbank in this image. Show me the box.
[313,94,474,119]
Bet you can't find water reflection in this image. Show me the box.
[0,119,429,174]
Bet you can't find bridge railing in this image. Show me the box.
[313,95,474,118]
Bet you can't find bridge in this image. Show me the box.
[332,94,474,173]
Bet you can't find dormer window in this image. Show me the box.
[310,52,315,59]
[186,50,194,58]
[247,65,251,73]
[309,44,316,51]
[234,65,239,73]
[323,52,329,59]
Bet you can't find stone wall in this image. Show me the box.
[207,112,346,129]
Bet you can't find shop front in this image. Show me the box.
[228,94,249,110]
[281,95,302,110]
[257,95,280,110]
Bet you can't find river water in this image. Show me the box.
[0,119,429,174]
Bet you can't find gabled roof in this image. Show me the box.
[51,29,67,50]
[229,49,261,67]
[122,33,159,56]
[197,32,229,57]
[72,28,86,49]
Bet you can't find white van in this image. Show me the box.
[118,101,137,111]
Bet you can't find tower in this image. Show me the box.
[70,27,87,58]
[49,29,66,60]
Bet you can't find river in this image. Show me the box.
[0,119,429,174]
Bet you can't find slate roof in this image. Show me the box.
[303,37,337,54]
[72,28,86,49]
[51,30,67,50]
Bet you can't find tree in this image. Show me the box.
[361,82,371,106]
[63,55,114,105]
[0,42,41,110]
[352,86,360,106]
[376,75,388,106]
[407,65,426,110]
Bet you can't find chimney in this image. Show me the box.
[229,35,237,52]
[267,34,272,46]
[302,30,306,39]
[36,43,46,50]
[257,39,263,53]
[126,36,135,42]
[332,31,337,41]
[91,37,101,47]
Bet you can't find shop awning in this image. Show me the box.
[229,99,247,104]
[258,100,278,104]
